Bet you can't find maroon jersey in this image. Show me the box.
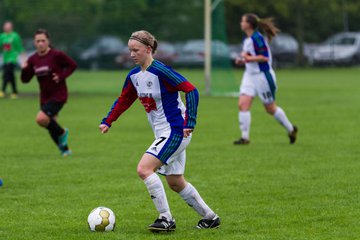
[21,49,77,104]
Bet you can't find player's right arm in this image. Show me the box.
[99,77,138,134]
[20,57,34,83]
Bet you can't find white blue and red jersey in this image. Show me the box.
[102,60,199,140]
[243,31,273,73]
[240,31,277,103]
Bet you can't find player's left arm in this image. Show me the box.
[14,33,27,64]
[159,68,199,133]
[0,36,3,53]
[177,81,199,133]
[13,33,25,54]
[54,51,78,81]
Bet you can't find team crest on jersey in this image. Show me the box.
[34,66,51,77]
[139,96,157,113]
[146,80,153,88]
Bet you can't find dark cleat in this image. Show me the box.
[196,215,221,229]
[233,138,250,145]
[148,217,176,233]
[288,126,298,144]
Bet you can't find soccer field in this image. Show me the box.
[1,68,360,240]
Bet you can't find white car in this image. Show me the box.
[309,32,360,66]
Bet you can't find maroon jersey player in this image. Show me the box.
[21,29,77,156]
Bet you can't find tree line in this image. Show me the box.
[1,0,359,47]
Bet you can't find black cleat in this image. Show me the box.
[233,138,250,145]
[196,215,221,229]
[148,217,176,233]
[288,126,298,144]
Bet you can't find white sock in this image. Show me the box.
[274,107,294,133]
[179,183,216,220]
[144,173,172,220]
[239,111,251,140]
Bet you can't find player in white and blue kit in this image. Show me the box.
[99,30,220,232]
[234,13,298,145]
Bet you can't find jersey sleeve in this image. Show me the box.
[20,57,34,83]
[101,76,138,127]
[55,51,77,80]
[0,35,3,53]
[251,35,269,57]
[14,33,24,54]
[154,65,199,129]
[183,87,199,129]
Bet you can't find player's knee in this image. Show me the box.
[137,164,152,180]
[265,105,276,115]
[166,177,187,193]
[35,115,49,127]
[239,102,249,111]
[239,98,251,111]
[168,182,184,193]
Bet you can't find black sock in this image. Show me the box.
[46,119,64,145]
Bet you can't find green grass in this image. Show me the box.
[1,67,360,240]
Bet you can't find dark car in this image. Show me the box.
[269,33,299,68]
[76,36,125,70]
[115,41,178,69]
[174,39,231,68]
[155,42,178,66]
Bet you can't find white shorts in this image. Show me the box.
[146,131,191,176]
[240,70,277,105]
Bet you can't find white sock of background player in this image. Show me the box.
[239,111,251,140]
[273,107,294,132]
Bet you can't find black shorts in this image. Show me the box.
[41,101,65,118]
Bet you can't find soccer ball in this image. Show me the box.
[87,206,116,232]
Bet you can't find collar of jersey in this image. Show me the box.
[141,59,155,72]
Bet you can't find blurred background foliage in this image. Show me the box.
[1,0,359,44]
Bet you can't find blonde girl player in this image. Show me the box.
[234,13,298,145]
[99,30,220,232]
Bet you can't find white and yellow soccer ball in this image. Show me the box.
[87,206,116,232]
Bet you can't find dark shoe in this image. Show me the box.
[148,217,176,233]
[196,215,220,229]
[289,126,298,144]
[233,138,250,145]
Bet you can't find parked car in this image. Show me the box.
[154,42,178,66]
[308,32,360,66]
[115,41,178,69]
[76,36,124,70]
[174,39,231,68]
[229,43,243,67]
[23,38,37,56]
[68,38,94,68]
[269,33,299,67]
[303,43,320,61]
